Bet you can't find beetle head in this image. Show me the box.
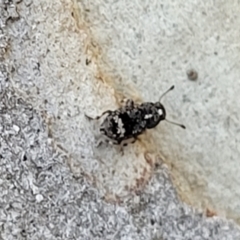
[147,85,185,129]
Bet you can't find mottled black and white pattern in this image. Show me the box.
[86,86,185,149]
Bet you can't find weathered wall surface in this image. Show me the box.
[77,0,240,223]
[1,0,240,239]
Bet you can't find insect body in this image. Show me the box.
[86,85,185,150]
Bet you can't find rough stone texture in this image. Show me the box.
[78,0,240,223]
[1,0,240,240]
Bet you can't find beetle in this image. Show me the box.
[85,85,185,152]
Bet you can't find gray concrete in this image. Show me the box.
[78,0,240,222]
[1,0,240,239]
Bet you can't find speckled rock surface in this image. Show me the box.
[1,1,240,239]
[78,0,240,223]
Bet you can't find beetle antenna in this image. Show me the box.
[165,118,186,129]
[159,85,175,102]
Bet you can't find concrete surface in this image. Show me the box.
[1,0,240,239]
[78,0,240,222]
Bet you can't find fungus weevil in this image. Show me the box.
[86,85,185,152]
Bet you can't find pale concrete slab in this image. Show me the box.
[78,0,240,223]
[1,0,240,239]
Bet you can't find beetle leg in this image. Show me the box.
[125,99,134,108]
[130,137,138,144]
[85,110,112,121]
[95,138,103,148]
[118,144,124,156]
